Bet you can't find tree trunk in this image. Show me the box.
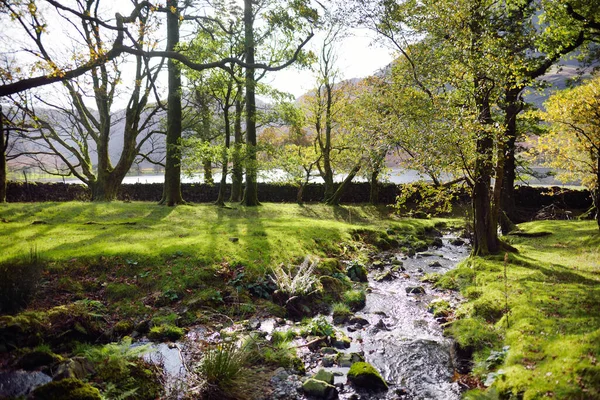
[472,77,500,256]
[369,169,380,205]
[159,0,185,206]
[241,0,259,206]
[498,87,521,233]
[90,176,120,202]
[230,98,244,202]
[322,82,334,201]
[297,183,305,204]
[596,151,600,230]
[0,108,6,203]
[326,164,360,206]
[215,107,231,206]
[203,159,214,185]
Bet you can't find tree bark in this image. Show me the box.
[241,0,259,206]
[326,164,360,206]
[472,77,500,256]
[321,81,334,201]
[0,107,6,203]
[369,169,380,205]
[159,0,185,206]
[596,151,600,230]
[498,87,522,233]
[230,98,244,202]
[215,106,231,206]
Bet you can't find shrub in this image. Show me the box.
[271,256,321,298]
[0,248,44,314]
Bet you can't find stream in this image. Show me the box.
[0,234,469,399]
[146,233,470,399]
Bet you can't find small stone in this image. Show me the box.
[322,355,335,367]
[374,270,395,282]
[405,286,426,295]
[450,238,465,246]
[337,352,364,368]
[428,261,443,268]
[348,316,369,326]
[321,347,338,355]
[371,260,385,270]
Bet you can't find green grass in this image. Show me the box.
[0,202,444,267]
[449,220,600,399]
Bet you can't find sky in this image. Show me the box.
[266,30,395,98]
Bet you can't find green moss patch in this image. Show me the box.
[347,361,388,391]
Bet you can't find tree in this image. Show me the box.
[537,74,600,229]
[5,0,163,201]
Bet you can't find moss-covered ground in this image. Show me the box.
[443,220,600,399]
[0,201,453,399]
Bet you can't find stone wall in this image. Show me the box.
[6,181,593,210]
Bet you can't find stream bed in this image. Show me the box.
[147,233,470,399]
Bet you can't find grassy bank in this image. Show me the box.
[440,220,600,399]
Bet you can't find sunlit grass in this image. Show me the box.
[453,221,600,399]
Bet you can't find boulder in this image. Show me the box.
[347,362,388,391]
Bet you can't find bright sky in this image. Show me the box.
[267,30,395,98]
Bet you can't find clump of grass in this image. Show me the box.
[0,247,44,314]
[270,329,297,345]
[332,302,352,323]
[105,282,138,301]
[147,324,185,342]
[343,289,366,311]
[198,340,251,398]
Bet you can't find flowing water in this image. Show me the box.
[343,235,469,399]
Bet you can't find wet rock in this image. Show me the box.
[371,260,385,270]
[374,270,395,282]
[450,238,465,246]
[391,265,405,274]
[405,286,426,295]
[337,352,364,368]
[0,370,52,398]
[53,357,95,380]
[302,378,338,399]
[321,347,338,355]
[322,355,335,367]
[346,262,368,283]
[391,259,403,266]
[313,369,334,385]
[430,237,443,247]
[333,336,351,349]
[247,318,261,331]
[428,261,443,268]
[348,316,369,326]
[374,319,389,332]
[347,362,388,392]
